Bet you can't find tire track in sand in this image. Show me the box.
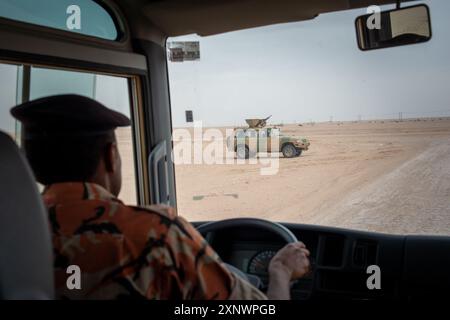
[312,138,450,235]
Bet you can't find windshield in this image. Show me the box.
[167,0,450,236]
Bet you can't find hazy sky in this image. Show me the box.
[0,0,448,131]
[167,0,450,127]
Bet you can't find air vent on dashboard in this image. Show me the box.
[353,240,378,268]
[319,235,345,267]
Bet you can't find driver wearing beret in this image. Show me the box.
[10,94,310,300]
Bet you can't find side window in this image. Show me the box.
[0,0,119,40]
[0,63,138,205]
[0,63,21,141]
[30,68,97,100]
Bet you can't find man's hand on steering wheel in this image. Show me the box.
[196,218,312,300]
[270,242,311,279]
[266,242,311,300]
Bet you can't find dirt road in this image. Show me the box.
[313,137,450,235]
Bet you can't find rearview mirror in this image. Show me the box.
[355,4,431,51]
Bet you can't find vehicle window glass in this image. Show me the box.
[0,63,137,204]
[0,63,21,141]
[167,0,450,236]
[0,0,119,40]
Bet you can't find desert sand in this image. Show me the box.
[172,119,450,235]
[117,119,450,236]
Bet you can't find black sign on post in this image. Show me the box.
[168,42,200,62]
[185,110,194,123]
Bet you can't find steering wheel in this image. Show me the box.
[196,218,298,289]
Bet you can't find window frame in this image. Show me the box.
[0,1,171,208]
[0,60,150,206]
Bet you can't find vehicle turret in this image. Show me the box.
[245,115,272,129]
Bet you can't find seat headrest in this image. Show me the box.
[0,131,54,299]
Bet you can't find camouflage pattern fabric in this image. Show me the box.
[43,182,266,300]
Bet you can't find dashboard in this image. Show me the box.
[195,221,450,300]
[196,221,450,300]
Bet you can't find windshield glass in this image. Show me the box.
[167,0,450,236]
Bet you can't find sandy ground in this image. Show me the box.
[168,119,450,236]
[313,137,450,235]
[116,127,137,205]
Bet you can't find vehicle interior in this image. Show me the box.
[1,0,449,301]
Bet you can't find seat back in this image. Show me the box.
[0,131,54,299]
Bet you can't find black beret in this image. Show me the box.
[10,94,130,138]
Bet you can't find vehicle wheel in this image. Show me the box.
[296,148,303,157]
[236,145,249,159]
[282,144,297,158]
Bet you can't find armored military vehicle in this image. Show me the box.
[227,116,310,159]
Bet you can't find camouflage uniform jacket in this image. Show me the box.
[43,182,267,300]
